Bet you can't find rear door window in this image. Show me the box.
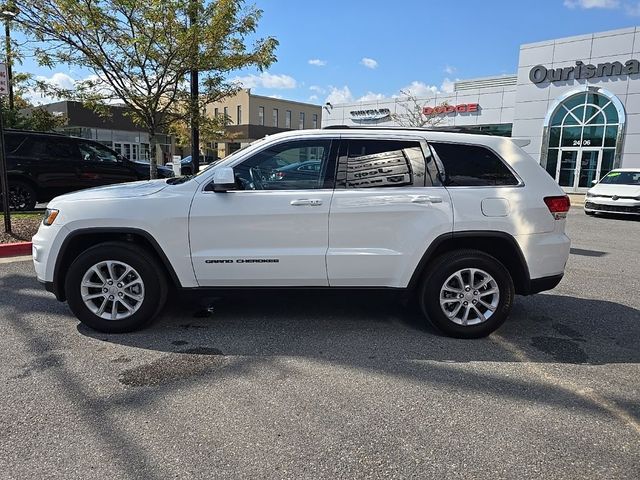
[339,139,427,188]
[25,137,80,162]
[429,142,519,186]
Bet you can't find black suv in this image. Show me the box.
[3,130,174,210]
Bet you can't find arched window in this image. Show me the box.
[543,89,624,189]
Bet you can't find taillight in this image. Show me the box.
[544,195,571,219]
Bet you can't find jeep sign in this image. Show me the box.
[529,59,640,84]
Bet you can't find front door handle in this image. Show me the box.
[411,195,442,204]
[290,199,323,206]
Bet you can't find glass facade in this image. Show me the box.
[544,90,621,192]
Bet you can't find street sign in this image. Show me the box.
[0,63,8,96]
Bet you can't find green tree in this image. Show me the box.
[15,0,278,177]
[1,73,67,131]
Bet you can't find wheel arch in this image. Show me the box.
[408,231,532,295]
[52,227,180,301]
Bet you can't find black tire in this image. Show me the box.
[418,249,514,339]
[65,242,168,333]
[9,180,37,211]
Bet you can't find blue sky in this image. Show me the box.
[19,0,640,105]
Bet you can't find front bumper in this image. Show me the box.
[584,199,640,215]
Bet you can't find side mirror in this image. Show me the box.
[211,166,237,192]
[591,179,598,185]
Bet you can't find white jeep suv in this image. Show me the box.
[32,128,571,338]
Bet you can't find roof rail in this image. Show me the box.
[5,128,66,135]
[321,125,498,135]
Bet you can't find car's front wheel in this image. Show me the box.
[65,242,167,333]
[419,250,514,338]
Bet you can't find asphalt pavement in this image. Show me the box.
[0,209,638,479]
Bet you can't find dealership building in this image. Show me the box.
[322,27,640,192]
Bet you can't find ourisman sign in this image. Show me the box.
[529,59,640,84]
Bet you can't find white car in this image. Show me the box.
[32,128,571,338]
[585,168,640,216]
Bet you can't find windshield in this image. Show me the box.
[194,141,260,177]
[599,171,640,185]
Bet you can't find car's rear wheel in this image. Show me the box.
[419,250,514,338]
[8,181,37,211]
[65,242,167,333]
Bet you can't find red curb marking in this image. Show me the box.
[0,241,32,258]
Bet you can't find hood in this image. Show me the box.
[589,183,640,198]
[131,161,173,172]
[53,179,169,202]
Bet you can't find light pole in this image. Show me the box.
[0,4,18,111]
[0,3,16,233]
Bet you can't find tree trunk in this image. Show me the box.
[149,129,158,179]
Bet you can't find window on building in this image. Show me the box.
[273,108,279,127]
[214,107,219,118]
[312,114,318,129]
[545,91,621,187]
[299,112,305,129]
[223,106,229,125]
[285,110,292,129]
[259,106,265,126]
[342,139,426,188]
[429,142,519,186]
[237,105,242,125]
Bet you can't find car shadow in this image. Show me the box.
[71,288,640,366]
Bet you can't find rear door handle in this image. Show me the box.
[411,195,442,204]
[290,199,323,206]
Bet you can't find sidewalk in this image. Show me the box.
[568,194,585,206]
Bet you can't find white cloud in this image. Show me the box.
[444,65,456,75]
[309,85,326,94]
[398,81,439,98]
[308,95,319,102]
[357,92,386,102]
[563,0,619,8]
[625,1,640,14]
[440,78,456,93]
[308,59,327,67]
[268,94,283,99]
[360,57,378,69]
[232,72,297,89]
[325,86,353,104]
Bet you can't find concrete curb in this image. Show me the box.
[0,242,32,258]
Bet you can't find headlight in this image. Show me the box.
[43,208,59,226]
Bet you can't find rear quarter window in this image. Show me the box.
[4,133,27,155]
[429,142,519,187]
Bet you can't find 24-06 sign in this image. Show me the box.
[422,103,479,115]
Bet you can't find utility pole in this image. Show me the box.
[0,96,10,233]
[1,2,17,112]
[189,0,199,175]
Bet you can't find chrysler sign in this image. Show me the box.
[529,59,640,84]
